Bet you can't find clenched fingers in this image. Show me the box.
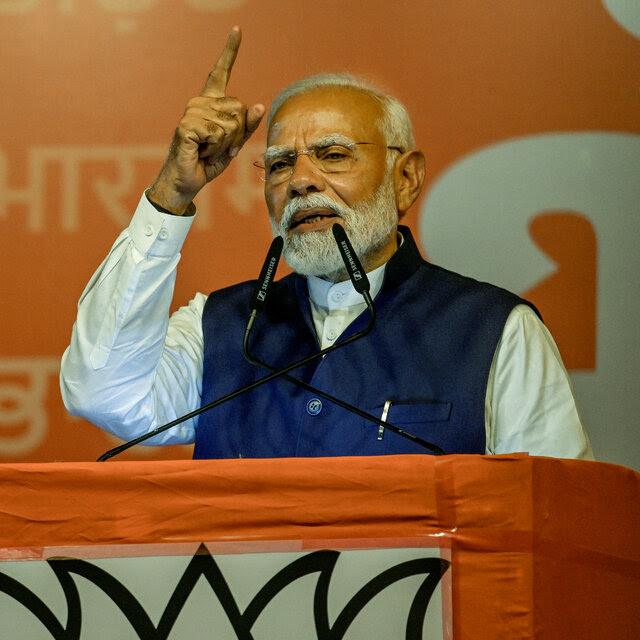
[179,96,247,158]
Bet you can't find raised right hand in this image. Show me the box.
[148,26,264,214]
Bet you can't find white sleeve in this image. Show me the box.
[60,192,206,445]
[485,304,595,459]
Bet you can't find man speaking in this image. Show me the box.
[60,27,593,460]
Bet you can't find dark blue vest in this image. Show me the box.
[194,227,532,459]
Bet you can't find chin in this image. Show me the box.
[283,245,348,282]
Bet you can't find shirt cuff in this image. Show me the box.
[128,191,197,258]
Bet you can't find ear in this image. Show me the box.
[393,150,426,219]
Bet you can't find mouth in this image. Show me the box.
[289,208,339,230]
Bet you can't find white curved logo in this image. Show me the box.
[602,0,640,38]
[419,132,640,467]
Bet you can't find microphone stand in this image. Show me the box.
[243,324,445,455]
[97,227,446,461]
[243,225,445,456]
[97,277,376,461]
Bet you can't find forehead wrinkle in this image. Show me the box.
[264,133,358,161]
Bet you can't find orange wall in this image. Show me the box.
[0,1,638,467]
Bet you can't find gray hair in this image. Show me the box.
[267,73,415,152]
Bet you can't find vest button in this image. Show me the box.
[306,398,323,415]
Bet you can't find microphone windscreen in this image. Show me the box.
[251,236,283,311]
[332,224,370,294]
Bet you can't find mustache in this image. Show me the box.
[280,194,350,231]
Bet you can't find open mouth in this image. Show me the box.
[289,209,339,230]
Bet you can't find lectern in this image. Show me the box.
[0,454,638,638]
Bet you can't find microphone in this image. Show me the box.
[331,223,370,295]
[243,223,446,456]
[246,235,284,338]
[251,235,283,312]
[97,236,377,461]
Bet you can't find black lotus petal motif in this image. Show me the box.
[0,545,450,639]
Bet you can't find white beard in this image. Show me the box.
[269,176,399,282]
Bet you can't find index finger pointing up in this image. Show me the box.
[202,25,242,98]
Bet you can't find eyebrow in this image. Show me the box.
[263,134,357,163]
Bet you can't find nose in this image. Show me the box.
[286,152,325,199]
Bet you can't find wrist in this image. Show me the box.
[147,182,195,216]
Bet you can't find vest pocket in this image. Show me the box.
[383,401,452,424]
[360,400,452,455]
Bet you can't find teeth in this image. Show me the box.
[290,212,336,229]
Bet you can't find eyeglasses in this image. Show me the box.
[254,141,404,185]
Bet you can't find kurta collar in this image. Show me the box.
[307,263,386,309]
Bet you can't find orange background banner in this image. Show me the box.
[0,1,638,467]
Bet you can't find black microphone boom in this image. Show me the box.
[98,228,446,461]
[97,234,379,461]
[243,223,446,456]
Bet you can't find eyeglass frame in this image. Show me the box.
[253,141,405,184]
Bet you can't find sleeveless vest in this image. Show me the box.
[194,227,532,459]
